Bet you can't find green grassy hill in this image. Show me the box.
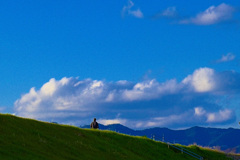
[0,114,238,160]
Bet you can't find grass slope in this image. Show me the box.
[0,114,237,160]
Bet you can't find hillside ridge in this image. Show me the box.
[81,123,240,153]
[0,114,238,160]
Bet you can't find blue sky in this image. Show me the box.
[0,0,240,129]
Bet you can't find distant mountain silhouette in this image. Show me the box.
[81,124,240,153]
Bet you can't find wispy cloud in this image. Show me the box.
[194,107,206,116]
[98,118,127,126]
[121,3,237,25]
[207,109,234,123]
[144,112,191,128]
[122,0,143,18]
[180,3,235,25]
[216,53,236,63]
[14,67,240,129]
[194,107,234,123]
[153,7,178,19]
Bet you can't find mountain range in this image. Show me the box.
[81,124,240,153]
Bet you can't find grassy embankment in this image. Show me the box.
[0,114,238,160]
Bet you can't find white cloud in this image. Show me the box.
[116,80,130,85]
[14,77,107,118]
[194,107,234,123]
[207,109,233,123]
[129,9,143,18]
[182,68,216,92]
[122,0,143,18]
[40,78,58,96]
[147,114,187,127]
[140,107,234,128]
[162,7,177,17]
[180,3,235,25]
[153,7,178,19]
[122,79,179,101]
[98,118,127,125]
[216,53,235,63]
[194,107,206,116]
[136,111,194,128]
[14,67,239,128]
[90,80,104,89]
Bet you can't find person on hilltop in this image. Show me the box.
[90,118,99,129]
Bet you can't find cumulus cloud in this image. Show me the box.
[180,3,235,25]
[14,78,108,120]
[122,0,143,18]
[182,68,216,92]
[14,67,240,129]
[121,79,180,101]
[216,53,235,63]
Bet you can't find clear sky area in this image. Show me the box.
[0,0,240,129]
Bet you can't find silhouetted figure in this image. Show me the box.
[90,118,99,129]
